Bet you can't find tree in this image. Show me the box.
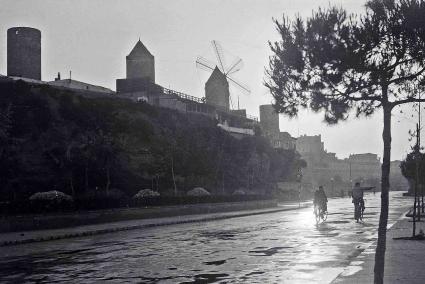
[401,148,425,192]
[265,1,425,282]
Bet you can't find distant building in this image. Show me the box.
[296,134,324,165]
[48,78,114,94]
[259,104,296,150]
[231,109,247,118]
[347,153,381,182]
[126,39,155,82]
[205,67,230,110]
[275,132,296,150]
[295,134,385,190]
[116,40,160,100]
[259,104,279,136]
[7,27,41,80]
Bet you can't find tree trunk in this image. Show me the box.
[374,104,392,284]
[85,162,89,192]
[171,157,177,196]
[106,165,111,196]
[69,171,75,198]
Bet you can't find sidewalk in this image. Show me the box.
[333,213,425,283]
[0,201,310,247]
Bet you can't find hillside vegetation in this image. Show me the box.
[0,80,304,206]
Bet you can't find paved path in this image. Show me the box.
[333,212,425,283]
[0,192,411,283]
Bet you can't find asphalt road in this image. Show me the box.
[0,192,412,283]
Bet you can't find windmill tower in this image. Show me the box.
[126,39,155,83]
[196,41,250,111]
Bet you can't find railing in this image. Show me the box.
[162,87,258,122]
[163,87,205,104]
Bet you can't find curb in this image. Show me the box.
[0,204,310,247]
[330,207,412,283]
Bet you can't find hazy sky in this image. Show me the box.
[0,0,420,160]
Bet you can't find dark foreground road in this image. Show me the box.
[0,192,411,283]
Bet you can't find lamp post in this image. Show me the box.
[331,177,334,195]
[296,168,303,208]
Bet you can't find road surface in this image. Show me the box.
[0,192,412,283]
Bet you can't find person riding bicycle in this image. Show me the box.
[352,182,365,221]
[314,186,328,215]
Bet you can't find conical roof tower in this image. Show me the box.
[126,39,155,82]
[205,66,230,110]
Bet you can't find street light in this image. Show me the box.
[331,177,334,194]
[296,168,303,208]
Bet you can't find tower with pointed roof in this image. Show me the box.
[126,39,155,83]
[205,66,230,110]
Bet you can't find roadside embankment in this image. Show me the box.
[0,200,311,247]
[0,199,279,233]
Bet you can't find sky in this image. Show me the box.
[0,0,420,161]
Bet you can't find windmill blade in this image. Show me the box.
[196,56,216,72]
[227,75,251,94]
[229,93,234,110]
[226,58,244,75]
[211,40,227,73]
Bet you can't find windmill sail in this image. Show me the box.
[196,40,251,110]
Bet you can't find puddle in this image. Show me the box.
[203,259,226,266]
[248,246,288,256]
[180,273,229,283]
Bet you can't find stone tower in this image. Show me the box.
[126,39,155,83]
[205,67,230,110]
[7,27,41,80]
[259,104,280,135]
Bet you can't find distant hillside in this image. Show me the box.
[0,80,304,201]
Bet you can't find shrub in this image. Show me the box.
[187,187,211,196]
[29,190,74,213]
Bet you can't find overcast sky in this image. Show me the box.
[0,0,420,160]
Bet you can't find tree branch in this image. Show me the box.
[392,97,425,107]
[388,66,425,85]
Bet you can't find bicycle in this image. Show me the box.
[354,198,365,222]
[314,203,328,224]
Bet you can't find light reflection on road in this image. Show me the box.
[0,192,412,283]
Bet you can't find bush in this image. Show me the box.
[187,187,210,196]
[133,189,160,199]
[29,190,74,213]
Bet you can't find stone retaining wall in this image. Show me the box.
[0,199,278,233]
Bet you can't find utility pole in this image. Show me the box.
[419,96,424,213]
[413,123,420,237]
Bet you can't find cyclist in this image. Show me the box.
[314,185,328,217]
[352,182,365,222]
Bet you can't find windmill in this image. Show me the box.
[196,40,250,111]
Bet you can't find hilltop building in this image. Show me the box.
[126,39,155,82]
[259,104,296,150]
[205,67,230,110]
[49,75,114,94]
[7,27,41,80]
[259,104,279,135]
[3,29,258,138]
[116,40,157,96]
[114,39,258,133]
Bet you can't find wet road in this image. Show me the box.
[0,192,411,283]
